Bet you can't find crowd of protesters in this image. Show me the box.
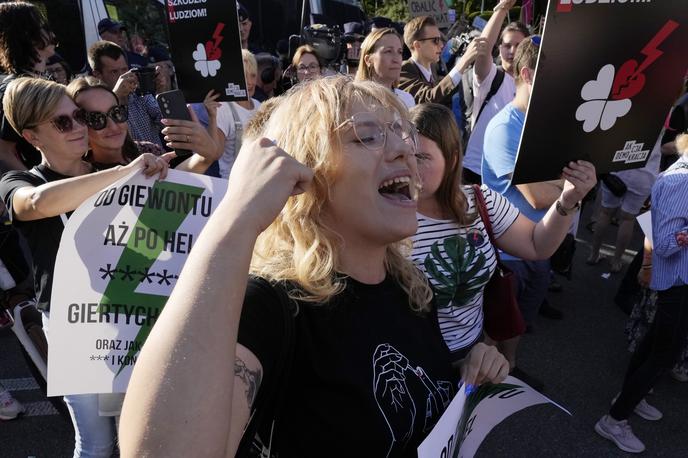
[0,0,686,456]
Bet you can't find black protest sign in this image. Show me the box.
[512,0,687,184]
[164,0,247,103]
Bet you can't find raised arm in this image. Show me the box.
[497,161,597,259]
[119,138,313,457]
[475,0,516,83]
[10,153,167,222]
[161,106,222,174]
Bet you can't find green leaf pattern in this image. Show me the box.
[422,235,491,310]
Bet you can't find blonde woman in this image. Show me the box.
[0,77,167,457]
[120,76,508,457]
[291,44,322,83]
[204,49,262,179]
[356,27,416,109]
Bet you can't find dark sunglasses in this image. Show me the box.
[417,36,443,45]
[49,109,87,133]
[82,105,129,130]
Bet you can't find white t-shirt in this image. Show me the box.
[463,63,516,175]
[411,186,519,353]
[215,99,261,179]
[394,88,416,109]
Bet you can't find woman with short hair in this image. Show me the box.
[0,77,167,458]
[291,44,322,83]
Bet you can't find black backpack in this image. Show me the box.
[460,66,506,144]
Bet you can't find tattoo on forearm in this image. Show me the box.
[234,357,262,407]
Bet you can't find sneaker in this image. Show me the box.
[671,368,688,382]
[538,300,563,320]
[612,393,663,421]
[594,415,645,453]
[0,387,24,420]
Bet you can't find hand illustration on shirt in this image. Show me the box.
[373,343,416,456]
[413,365,452,431]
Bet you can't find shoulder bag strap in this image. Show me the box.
[476,68,505,122]
[472,184,501,264]
[27,168,69,226]
[228,102,244,155]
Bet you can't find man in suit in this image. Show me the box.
[398,16,485,107]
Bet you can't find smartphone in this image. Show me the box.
[156,90,192,158]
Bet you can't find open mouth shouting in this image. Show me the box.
[378,174,418,205]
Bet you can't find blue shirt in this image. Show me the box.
[650,155,688,291]
[482,103,546,261]
[127,93,163,148]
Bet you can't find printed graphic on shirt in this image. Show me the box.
[422,236,490,309]
[372,344,453,457]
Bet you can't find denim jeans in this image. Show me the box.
[502,259,551,325]
[43,312,117,457]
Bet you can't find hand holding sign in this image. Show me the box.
[561,160,597,207]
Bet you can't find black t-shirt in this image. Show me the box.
[238,275,457,457]
[0,164,75,311]
[0,74,42,169]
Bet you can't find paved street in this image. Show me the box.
[1,208,687,457]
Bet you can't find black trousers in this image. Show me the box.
[610,285,688,420]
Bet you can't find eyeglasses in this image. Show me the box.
[48,109,87,133]
[416,36,443,46]
[297,63,320,73]
[336,113,418,152]
[82,105,129,130]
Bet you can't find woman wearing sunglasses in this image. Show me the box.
[120,76,508,457]
[0,77,167,458]
[355,27,416,109]
[67,76,219,174]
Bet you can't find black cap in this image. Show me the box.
[237,3,250,22]
[148,44,171,63]
[370,16,393,29]
[343,22,364,37]
[98,18,126,35]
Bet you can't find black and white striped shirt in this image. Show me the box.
[411,186,519,353]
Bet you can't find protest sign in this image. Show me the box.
[164,0,247,103]
[512,1,688,184]
[418,376,569,457]
[408,0,451,28]
[637,211,652,248]
[47,170,227,396]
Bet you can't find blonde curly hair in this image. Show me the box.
[251,75,432,311]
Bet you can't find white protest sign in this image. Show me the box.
[636,211,653,248]
[418,376,569,457]
[47,169,227,396]
[408,0,451,28]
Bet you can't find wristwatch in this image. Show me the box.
[555,200,580,216]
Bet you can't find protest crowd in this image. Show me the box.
[0,0,686,456]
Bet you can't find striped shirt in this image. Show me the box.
[650,155,688,291]
[411,186,519,353]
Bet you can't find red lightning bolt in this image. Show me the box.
[211,22,225,50]
[633,20,679,77]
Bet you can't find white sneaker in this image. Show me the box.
[612,393,663,421]
[0,387,25,420]
[595,415,646,453]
